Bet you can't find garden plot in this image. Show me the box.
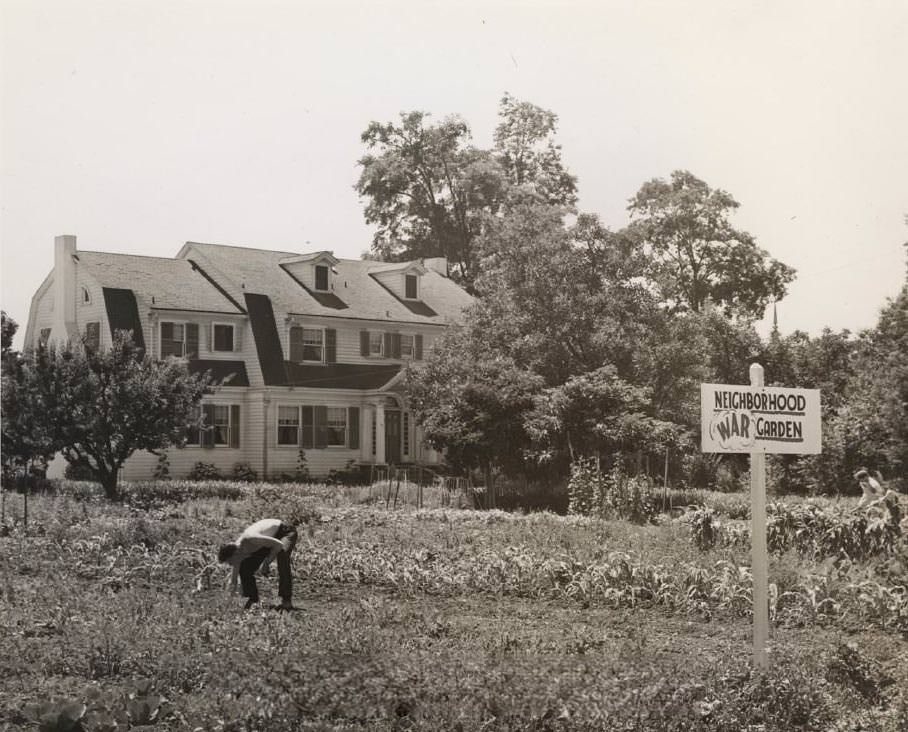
[1,480,907,731]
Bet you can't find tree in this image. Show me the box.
[470,203,653,386]
[526,366,681,468]
[4,332,213,499]
[355,95,578,289]
[405,330,543,491]
[356,111,504,285]
[493,92,577,207]
[1,310,17,358]
[627,170,796,319]
[1,339,62,479]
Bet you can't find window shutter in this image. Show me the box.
[185,323,199,359]
[348,407,360,449]
[301,406,314,449]
[392,333,402,359]
[414,334,423,360]
[360,330,370,357]
[383,332,392,358]
[289,326,303,362]
[233,324,243,352]
[314,405,328,448]
[229,405,241,448]
[325,328,337,363]
[201,404,216,448]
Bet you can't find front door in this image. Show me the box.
[384,410,401,465]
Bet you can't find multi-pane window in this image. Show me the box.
[315,264,329,291]
[212,405,231,445]
[213,323,234,352]
[400,334,414,358]
[161,322,199,358]
[369,331,383,356]
[405,274,418,299]
[277,406,300,446]
[290,327,324,362]
[84,322,100,351]
[326,407,347,447]
[39,328,51,346]
[161,322,185,357]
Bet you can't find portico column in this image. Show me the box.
[361,405,373,463]
[375,402,386,464]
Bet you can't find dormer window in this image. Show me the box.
[405,274,418,300]
[315,264,329,292]
[212,323,235,352]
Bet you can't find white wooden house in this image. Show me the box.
[24,235,472,480]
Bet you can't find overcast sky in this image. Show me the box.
[2,0,906,349]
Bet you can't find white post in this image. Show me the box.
[749,362,769,670]
[375,402,386,465]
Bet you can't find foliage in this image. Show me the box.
[528,365,681,465]
[568,459,658,523]
[64,461,97,482]
[493,92,578,207]
[1,340,66,478]
[326,459,363,486]
[232,462,258,482]
[153,452,171,480]
[1,310,17,358]
[627,170,796,319]
[187,462,222,481]
[355,95,577,288]
[2,332,212,500]
[5,484,908,730]
[406,335,544,484]
[689,493,907,562]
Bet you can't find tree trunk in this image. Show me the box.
[98,468,121,501]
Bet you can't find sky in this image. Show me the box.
[2,0,906,349]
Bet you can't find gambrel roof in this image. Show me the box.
[78,251,245,314]
[177,241,472,324]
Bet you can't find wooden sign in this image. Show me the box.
[700,383,821,454]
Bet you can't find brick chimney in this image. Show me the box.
[50,234,78,342]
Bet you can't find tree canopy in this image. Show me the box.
[2,332,213,499]
[627,170,796,319]
[355,94,577,288]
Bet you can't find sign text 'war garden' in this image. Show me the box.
[701,383,822,454]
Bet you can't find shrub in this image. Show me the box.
[327,459,365,486]
[232,462,258,482]
[186,462,221,481]
[686,506,721,551]
[153,452,171,480]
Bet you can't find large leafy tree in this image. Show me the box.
[1,310,17,357]
[627,170,796,319]
[470,203,653,386]
[355,95,577,288]
[526,366,682,467]
[493,92,577,207]
[356,112,504,285]
[3,332,212,499]
[405,330,543,491]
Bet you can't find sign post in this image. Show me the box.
[749,363,769,669]
[700,365,821,670]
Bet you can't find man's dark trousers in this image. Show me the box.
[239,522,297,604]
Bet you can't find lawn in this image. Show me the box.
[1,480,907,731]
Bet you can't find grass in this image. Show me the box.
[1,481,907,730]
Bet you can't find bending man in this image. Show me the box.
[218,518,297,610]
